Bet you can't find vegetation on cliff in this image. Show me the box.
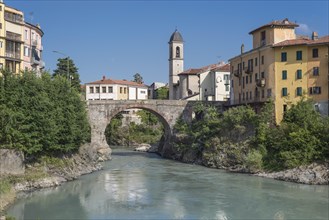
[173,100,329,172]
[0,70,90,157]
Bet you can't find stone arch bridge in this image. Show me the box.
[87,100,224,159]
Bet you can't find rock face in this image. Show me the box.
[79,143,111,162]
[256,163,329,185]
[0,149,25,175]
[134,143,151,152]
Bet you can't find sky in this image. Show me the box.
[6,0,329,85]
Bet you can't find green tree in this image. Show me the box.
[155,87,169,99]
[53,57,81,92]
[132,73,144,84]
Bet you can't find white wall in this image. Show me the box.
[128,87,136,100]
[199,70,230,101]
[137,88,148,100]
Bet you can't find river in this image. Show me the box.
[6,148,329,219]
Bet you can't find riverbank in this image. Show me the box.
[0,145,108,216]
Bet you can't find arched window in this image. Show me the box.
[170,46,173,59]
[176,46,180,58]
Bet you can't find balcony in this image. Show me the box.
[256,78,266,87]
[5,51,21,59]
[244,66,253,74]
[32,40,38,47]
[6,32,22,42]
[233,69,241,77]
[32,57,41,65]
[224,79,230,85]
[4,12,24,24]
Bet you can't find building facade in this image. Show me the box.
[0,1,44,75]
[199,64,230,101]
[85,76,148,101]
[229,18,329,123]
[148,82,167,99]
[168,29,184,100]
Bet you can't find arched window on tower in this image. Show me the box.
[176,46,180,58]
[170,46,173,59]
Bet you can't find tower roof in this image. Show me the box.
[169,29,183,42]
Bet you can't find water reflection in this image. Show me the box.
[7,149,329,220]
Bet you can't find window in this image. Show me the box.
[255,73,258,81]
[249,75,252,84]
[310,87,321,94]
[261,89,265,98]
[243,61,245,69]
[312,48,318,58]
[246,76,248,84]
[25,30,28,40]
[260,31,266,46]
[246,92,248,100]
[261,72,265,79]
[242,92,245,101]
[239,93,241,102]
[296,51,302,60]
[255,57,258,66]
[108,86,113,93]
[102,86,106,93]
[0,41,2,48]
[296,87,302,96]
[231,80,234,88]
[283,104,288,113]
[120,87,123,93]
[95,86,100,93]
[176,46,180,58]
[261,56,264,65]
[0,23,2,29]
[296,69,302,79]
[140,90,146,94]
[239,77,241,86]
[313,67,319,76]
[282,70,287,80]
[267,89,272,98]
[242,77,245,89]
[250,91,252,99]
[89,87,94,93]
[282,87,288,96]
[225,85,229,91]
[24,46,29,56]
[281,52,287,62]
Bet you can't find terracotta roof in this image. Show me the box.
[86,78,147,87]
[273,35,329,47]
[178,68,202,75]
[178,63,230,75]
[212,63,230,72]
[249,18,298,35]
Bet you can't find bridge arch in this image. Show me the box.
[87,100,193,158]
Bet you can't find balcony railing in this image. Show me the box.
[5,51,21,59]
[6,32,22,41]
[233,69,241,77]
[256,78,266,87]
[32,57,41,65]
[244,66,253,74]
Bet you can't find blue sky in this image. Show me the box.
[7,0,329,85]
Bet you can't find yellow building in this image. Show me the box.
[0,1,44,74]
[229,18,329,123]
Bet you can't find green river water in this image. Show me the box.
[6,148,329,219]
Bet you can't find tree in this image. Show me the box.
[155,87,169,99]
[53,57,81,92]
[133,73,143,84]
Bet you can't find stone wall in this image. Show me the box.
[0,149,25,175]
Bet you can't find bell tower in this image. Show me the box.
[168,29,184,100]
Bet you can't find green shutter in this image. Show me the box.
[282,70,287,80]
[297,70,302,79]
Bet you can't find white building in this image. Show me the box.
[85,76,148,101]
[198,63,230,101]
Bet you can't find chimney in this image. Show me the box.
[312,32,318,40]
[241,44,244,54]
[102,76,106,81]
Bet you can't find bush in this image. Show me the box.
[245,150,263,172]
